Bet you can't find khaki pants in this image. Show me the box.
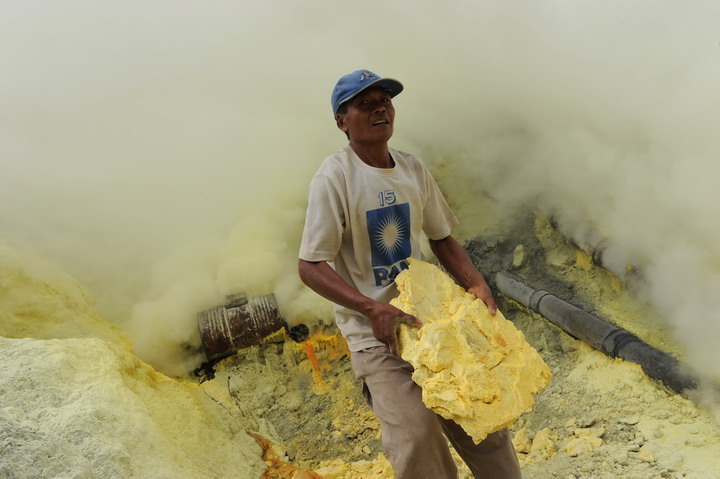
[351,346,522,479]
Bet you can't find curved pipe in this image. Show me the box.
[491,272,697,394]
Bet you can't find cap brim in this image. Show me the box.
[339,77,404,108]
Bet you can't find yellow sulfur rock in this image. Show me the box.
[564,435,603,456]
[392,258,552,444]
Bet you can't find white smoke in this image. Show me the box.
[2,0,719,378]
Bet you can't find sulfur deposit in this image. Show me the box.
[0,240,127,345]
[392,258,551,443]
[0,240,266,479]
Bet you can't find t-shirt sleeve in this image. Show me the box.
[420,163,459,240]
[298,174,346,262]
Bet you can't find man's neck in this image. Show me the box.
[349,141,394,169]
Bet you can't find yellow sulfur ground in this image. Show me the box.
[0,240,266,479]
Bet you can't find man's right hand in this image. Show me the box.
[298,260,422,356]
[365,302,422,356]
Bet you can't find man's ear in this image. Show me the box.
[335,113,348,133]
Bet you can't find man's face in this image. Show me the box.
[336,87,395,144]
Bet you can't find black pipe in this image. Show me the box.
[491,272,697,394]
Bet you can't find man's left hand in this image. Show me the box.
[468,283,497,316]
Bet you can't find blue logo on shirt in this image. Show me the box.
[366,203,411,286]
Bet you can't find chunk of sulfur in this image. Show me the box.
[392,258,552,444]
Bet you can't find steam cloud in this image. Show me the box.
[2,0,719,380]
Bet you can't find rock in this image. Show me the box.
[512,427,533,454]
[576,416,597,428]
[392,259,552,443]
[565,435,603,456]
[618,415,640,425]
[637,445,656,463]
[512,244,526,268]
[529,428,556,457]
[575,425,605,438]
[564,425,605,457]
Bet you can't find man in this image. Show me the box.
[298,69,521,478]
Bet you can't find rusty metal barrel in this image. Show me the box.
[198,293,287,361]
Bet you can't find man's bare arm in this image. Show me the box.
[428,236,497,315]
[298,259,421,355]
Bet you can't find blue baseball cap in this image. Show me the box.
[331,69,404,115]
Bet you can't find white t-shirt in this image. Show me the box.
[299,145,458,351]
